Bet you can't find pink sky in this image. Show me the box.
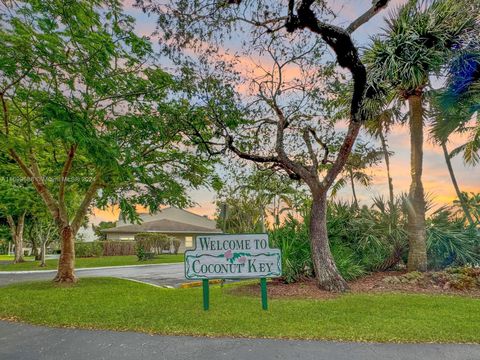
[90,1,479,223]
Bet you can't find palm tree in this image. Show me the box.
[365,0,477,272]
[455,192,480,225]
[440,142,476,227]
[365,96,402,206]
[431,43,479,227]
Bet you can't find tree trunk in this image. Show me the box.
[349,169,359,208]
[54,225,76,283]
[441,142,475,227]
[309,191,349,292]
[407,94,427,272]
[7,213,26,263]
[40,242,46,267]
[13,234,24,263]
[379,131,394,206]
[30,233,40,260]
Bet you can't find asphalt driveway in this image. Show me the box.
[0,263,185,287]
[0,321,479,360]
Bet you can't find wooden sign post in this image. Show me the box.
[185,234,282,310]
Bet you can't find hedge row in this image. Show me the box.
[74,241,137,258]
[134,233,181,260]
[103,241,136,256]
[75,242,103,258]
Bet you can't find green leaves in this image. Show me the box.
[365,0,477,95]
[0,0,217,225]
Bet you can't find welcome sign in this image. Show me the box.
[185,234,282,280]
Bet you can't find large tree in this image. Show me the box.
[0,0,215,282]
[139,0,395,291]
[365,0,477,271]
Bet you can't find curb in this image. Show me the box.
[122,278,175,289]
[0,262,183,275]
[179,279,223,289]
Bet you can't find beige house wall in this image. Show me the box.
[105,232,197,253]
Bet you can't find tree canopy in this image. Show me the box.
[0,0,219,281]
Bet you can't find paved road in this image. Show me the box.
[0,321,479,360]
[0,263,185,287]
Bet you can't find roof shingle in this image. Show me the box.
[102,219,222,234]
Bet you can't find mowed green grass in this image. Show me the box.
[0,255,183,271]
[0,255,34,261]
[0,277,479,343]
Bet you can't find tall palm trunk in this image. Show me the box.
[379,131,395,206]
[407,94,427,272]
[441,142,475,227]
[309,191,349,292]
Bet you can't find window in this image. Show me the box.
[119,236,134,241]
[185,236,193,248]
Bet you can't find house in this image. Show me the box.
[102,207,222,253]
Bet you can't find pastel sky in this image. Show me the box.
[90,0,479,224]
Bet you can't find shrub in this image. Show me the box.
[171,238,181,254]
[102,241,135,256]
[134,233,178,260]
[134,233,171,256]
[270,198,480,284]
[270,215,312,283]
[75,242,103,258]
[330,243,366,281]
[426,208,480,269]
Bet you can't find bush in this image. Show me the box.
[427,208,480,269]
[75,242,103,258]
[383,267,480,290]
[134,233,181,260]
[102,241,135,256]
[270,199,406,283]
[270,198,480,284]
[330,243,366,281]
[171,238,181,254]
[134,233,171,256]
[270,215,312,283]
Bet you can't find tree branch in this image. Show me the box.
[6,215,16,235]
[226,135,279,163]
[322,121,361,189]
[58,144,77,221]
[308,127,331,164]
[71,172,102,235]
[346,0,390,34]
[302,127,318,174]
[285,0,390,123]
[8,149,61,222]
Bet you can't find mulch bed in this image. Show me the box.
[229,271,480,299]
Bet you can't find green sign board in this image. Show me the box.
[185,234,282,280]
[184,234,282,311]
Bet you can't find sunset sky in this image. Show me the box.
[89,0,479,225]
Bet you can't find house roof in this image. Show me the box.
[102,219,222,234]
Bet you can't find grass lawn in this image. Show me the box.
[0,277,479,343]
[0,255,35,261]
[0,255,183,271]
